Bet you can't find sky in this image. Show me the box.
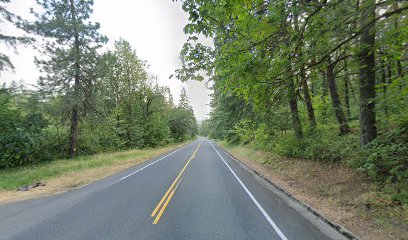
[0,0,211,121]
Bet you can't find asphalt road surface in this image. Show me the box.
[0,138,348,240]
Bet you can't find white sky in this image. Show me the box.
[0,0,211,121]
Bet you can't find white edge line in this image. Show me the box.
[113,140,198,184]
[208,140,288,240]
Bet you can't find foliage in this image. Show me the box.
[198,119,211,136]
[27,0,109,157]
[177,0,408,203]
[0,0,32,71]
[0,142,186,191]
[270,128,360,162]
[169,87,198,142]
[0,89,49,168]
[364,128,408,204]
[0,3,198,168]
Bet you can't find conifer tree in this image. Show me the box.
[0,0,31,71]
[29,0,107,157]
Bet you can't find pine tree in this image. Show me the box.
[29,0,107,157]
[0,0,31,71]
[178,87,193,112]
[169,87,197,141]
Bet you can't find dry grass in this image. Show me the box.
[0,142,188,204]
[219,142,408,240]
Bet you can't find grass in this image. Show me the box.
[218,141,408,240]
[0,142,190,203]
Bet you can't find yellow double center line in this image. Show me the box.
[151,140,202,224]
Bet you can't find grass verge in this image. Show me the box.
[0,142,189,203]
[218,141,408,240]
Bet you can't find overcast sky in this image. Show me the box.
[0,0,211,121]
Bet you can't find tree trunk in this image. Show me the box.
[358,0,377,145]
[380,57,388,118]
[292,6,313,133]
[69,105,79,158]
[343,59,351,118]
[69,0,80,158]
[393,1,404,89]
[310,69,316,97]
[288,73,303,138]
[300,66,317,130]
[126,102,133,146]
[321,70,328,124]
[327,63,350,135]
[397,60,404,90]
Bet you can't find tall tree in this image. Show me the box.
[178,87,193,111]
[113,39,148,147]
[29,0,107,157]
[327,59,350,135]
[169,87,197,141]
[358,0,377,145]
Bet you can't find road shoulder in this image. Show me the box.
[0,141,192,204]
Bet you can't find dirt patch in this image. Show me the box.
[220,143,408,240]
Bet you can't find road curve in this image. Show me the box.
[0,138,348,240]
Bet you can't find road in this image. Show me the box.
[0,139,348,240]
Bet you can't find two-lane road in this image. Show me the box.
[0,139,348,240]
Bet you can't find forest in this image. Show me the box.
[0,0,198,168]
[0,0,406,238]
[177,0,407,204]
[0,0,407,206]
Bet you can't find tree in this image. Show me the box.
[174,0,407,194]
[326,59,350,135]
[29,0,107,157]
[0,87,49,168]
[358,0,377,145]
[198,118,211,136]
[96,39,177,148]
[0,0,31,72]
[178,87,192,111]
[169,87,197,141]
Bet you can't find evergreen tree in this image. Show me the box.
[29,0,107,157]
[0,0,31,71]
[178,87,192,111]
[169,87,197,141]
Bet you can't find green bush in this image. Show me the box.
[362,127,408,204]
[267,128,360,162]
[0,92,51,168]
[253,123,272,150]
[233,119,255,144]
[364,129,408,182]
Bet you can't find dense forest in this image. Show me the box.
[178,0,407,203]
[0,0,197,168]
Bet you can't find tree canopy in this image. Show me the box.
[0,1,198,167]
[178,0,407,202]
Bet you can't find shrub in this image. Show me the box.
[363,127,408,204]
[268,128,360,162]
